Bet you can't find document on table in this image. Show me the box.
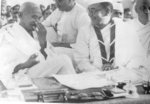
[53,67,149,90]
[53,71,115,90]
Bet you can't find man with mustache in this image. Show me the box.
[73,0,148,73]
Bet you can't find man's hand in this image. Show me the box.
[102,64,113,71]
[12,64,24,75]
[35,22,47,49]
[12,54,39,74]
[24,54,40,69]
[102,64,119,71]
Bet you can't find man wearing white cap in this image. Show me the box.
[73,0,146,73]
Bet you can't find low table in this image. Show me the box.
[22,78,150,104]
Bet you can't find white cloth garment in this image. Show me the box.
[127,18,150,70]
[73,19,148,73]
[0,23,76,82]
[134,19,150,56]
[42,3,91,44]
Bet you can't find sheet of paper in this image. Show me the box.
[53,67,149,90]
[53,72,115,90]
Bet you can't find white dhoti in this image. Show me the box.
[28,54,75,78]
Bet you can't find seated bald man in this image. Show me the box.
[0,2,76,80]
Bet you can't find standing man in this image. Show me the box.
[0,2,76,82]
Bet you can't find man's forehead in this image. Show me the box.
[146,0,150,5]
[88,3,103,10]
[31,9,42,17]
[32,6,41,13]
[23,5,41,15]
[55,0,67,2]
[20,2,41,13]
[136,0,150,6]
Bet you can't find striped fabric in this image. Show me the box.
[94,21,116,65]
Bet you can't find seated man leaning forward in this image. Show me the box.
[0,2,76,80]
[73,0,148,73]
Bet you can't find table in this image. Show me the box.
[82,95,150,104]
[22,78,150,104]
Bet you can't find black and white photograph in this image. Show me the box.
[0,0,150,104]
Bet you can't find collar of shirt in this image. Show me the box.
[100,23,112,61]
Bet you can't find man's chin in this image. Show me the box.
[138,16,149,25]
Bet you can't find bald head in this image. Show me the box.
[19,2,42,33]
[20,2,41,15]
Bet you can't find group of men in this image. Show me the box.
[0,4,20,27]
[0,0,150,88]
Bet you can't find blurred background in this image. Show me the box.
[0,0,136,27]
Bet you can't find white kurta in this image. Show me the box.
[126,18,150,69]
[73,19,147,73]
[0,23,76,81]
[42,3,91,44]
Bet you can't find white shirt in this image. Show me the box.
[42,3,91,44]
[73,19,148,73]
[128,18,150,68]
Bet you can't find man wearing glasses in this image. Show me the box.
[73,0,148,73]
